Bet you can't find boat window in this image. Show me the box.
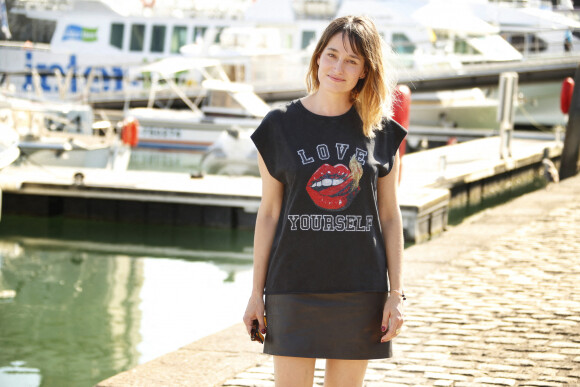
[507,33,547,53]
[392,33,415,54]
[130,24,146,52]
[171,25,188,53]
[110,23,124,49]
[151,25,166,53]
[214,27,225,44]
[454,39,473,55]
[301,30,315,49]
[193,26,207,43]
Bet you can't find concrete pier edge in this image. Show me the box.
[97,173,580,386]
[96,322,267,387]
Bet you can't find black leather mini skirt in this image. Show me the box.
[264,292,391,360]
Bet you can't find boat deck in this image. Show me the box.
[0,135,562,242]
[398,53,580,92]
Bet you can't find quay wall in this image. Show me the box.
[0,139,560,244]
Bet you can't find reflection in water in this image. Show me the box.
[0,242,143,386]
[137,258,253,363]
[0,361,42,387]
[0,216,254,387]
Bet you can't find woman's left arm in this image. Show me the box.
[378,152,405,343]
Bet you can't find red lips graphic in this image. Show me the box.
[306,163,361,211]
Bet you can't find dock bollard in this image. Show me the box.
[497,72,518,160]
[560,65,580,180]
[393,84,411,184]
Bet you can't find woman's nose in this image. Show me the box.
[334,60,344,73]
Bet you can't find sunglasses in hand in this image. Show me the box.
[250,318,266,344]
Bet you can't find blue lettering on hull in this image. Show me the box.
[23,52,127,94]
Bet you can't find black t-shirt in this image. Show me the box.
[251,99,407,295]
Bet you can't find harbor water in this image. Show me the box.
[0,215,254,387]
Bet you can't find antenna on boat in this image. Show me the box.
[0,0,12,40]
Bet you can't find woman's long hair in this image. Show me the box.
[305,15,397,138]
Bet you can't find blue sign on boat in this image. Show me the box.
[62,25,97,42]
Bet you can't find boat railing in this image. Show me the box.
[123,56,271,118]
[0,41,51,51]
[3,99,117,149]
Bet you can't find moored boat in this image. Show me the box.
[123,57,266,152]
[0,92,131,169]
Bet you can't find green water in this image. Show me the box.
[0,216,254,387]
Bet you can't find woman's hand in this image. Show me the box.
[243,294,266,337]
[380,294,405,343]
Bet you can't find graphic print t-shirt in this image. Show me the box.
[251,100,407,295]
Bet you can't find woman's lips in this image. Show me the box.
[328,74,345,82]
[306,163,360,211]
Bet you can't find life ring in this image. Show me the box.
[121,118,139,147]
[141,0,155,8]
[561,77,575,114]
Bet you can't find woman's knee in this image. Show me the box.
[273,356,316,387]
[324,359,368,387]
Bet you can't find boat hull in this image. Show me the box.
[128,108,261,151]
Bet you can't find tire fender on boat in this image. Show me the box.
[121,118,139,147]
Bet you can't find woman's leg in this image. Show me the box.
[324,359,368,387]
[273,356,316,387]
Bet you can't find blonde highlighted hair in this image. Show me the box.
[305,15,397,138]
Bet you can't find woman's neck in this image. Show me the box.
[301,92,352,117]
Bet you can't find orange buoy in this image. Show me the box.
[561,77,575,114]
[121,118,139,147]
[141,0,155,7]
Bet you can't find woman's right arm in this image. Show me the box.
[243,152,284,336]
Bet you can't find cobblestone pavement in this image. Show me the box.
[222,195,580,386]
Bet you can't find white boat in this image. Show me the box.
[407,77,573,131]
[124,57,266,151]
[465,0,580,56]
[1,0,534,104]
[2,0,576,132]
[0,0,317,104]
[190,0,526,97]
[0,93,131,169]
[0,1,242,101]
[337,0,524,70]
[409,88,499,129]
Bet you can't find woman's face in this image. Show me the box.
[317,33,366,97]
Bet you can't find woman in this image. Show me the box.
[243,15,406,386]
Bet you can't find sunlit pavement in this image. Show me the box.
[222,174,580,387]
